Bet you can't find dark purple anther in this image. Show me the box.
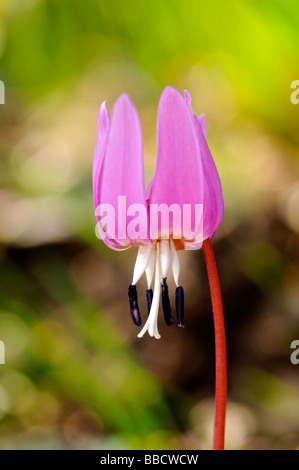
[161,278,173,326]
[146,289,153,315]
[175,286,184,327]
[128,284,142,326]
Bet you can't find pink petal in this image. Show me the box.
[93,101,121,250]
[189,103,223,240]
[198,123,224,240]
[198,114,207,138]
[184,90,224,241]
[148,86,205,243]
[99,94,149,248]
[184,89,192,108]
[93,100,110,211]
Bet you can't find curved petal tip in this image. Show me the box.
[184,89,192,108]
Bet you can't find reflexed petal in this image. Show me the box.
[198,123,224,240]
[93,100,110,211]
[148,86,204,243]
[184,90,224,241]
[93,101,120,250]
[98,94,149,248]
[198,114,207,138]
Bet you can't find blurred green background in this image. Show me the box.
[0,0,299,450]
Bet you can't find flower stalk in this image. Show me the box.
[202,238,226,450]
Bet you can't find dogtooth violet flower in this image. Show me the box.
[93,86,227,449]
[93,86,223,339]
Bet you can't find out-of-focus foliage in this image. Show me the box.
[0,0,299,450]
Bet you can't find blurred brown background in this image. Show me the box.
[0,0,299,450]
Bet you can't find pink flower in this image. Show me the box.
[93,86,223,339]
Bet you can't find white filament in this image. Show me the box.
[170,239,180,287]
[145,248,155,289]
[132,245,154,285]
[137,243,161,339]
[160,239,171,279]
[135,240,181,339]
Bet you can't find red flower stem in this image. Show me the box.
[202,238,227,450]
